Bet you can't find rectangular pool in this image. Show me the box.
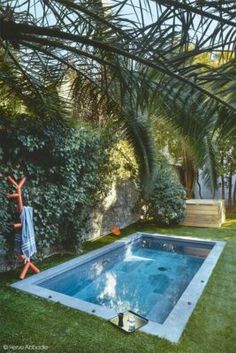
[12,233,225,342]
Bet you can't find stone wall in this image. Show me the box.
[0,180,141,272]
[82,180,141,241]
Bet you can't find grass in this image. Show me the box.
[1,211,236,353]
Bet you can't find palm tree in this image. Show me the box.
[0,0,236,195]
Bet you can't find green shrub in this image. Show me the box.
[149,164,186,225]
[0,111,113,257]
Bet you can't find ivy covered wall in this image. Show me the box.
[0,111,140,270]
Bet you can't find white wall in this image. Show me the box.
[194,170,236,204]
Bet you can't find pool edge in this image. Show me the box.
[11,232,226,343]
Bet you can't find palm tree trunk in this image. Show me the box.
[220,155,225,200]
[196,171,203,199]
[183,150,196,199]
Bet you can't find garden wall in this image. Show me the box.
[0,110,141,272]
[0,180,140,272]
[82,180,140,241]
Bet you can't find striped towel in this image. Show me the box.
[14,233,22,255]
[20,206,37,261]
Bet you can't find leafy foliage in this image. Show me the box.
[0,110,114,257]
[0,0,236,243]
[148,163,186,225]
[1,0,236,194]
[216,137,236,205]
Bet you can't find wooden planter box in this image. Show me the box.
[180,199,225,228]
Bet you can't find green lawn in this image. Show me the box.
[1,211,236,353]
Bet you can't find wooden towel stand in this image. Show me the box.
[7,176,40,279]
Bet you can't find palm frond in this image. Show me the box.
[0,0,236,195]
[1,0,236,112]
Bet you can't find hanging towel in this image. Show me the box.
[20,206,37,261]
[14,233,22,255]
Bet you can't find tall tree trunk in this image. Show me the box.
[228,172,233,207]
[220,155,225,200]
[221,175,225,200]
[196,171,203,199]
[182,150,196,198]
[228,160,234,207]
[233,179,236,207]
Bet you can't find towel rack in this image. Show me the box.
[7,176,40,279]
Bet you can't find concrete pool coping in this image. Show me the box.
[11,232,225,343]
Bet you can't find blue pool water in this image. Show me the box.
[39,237,212,324]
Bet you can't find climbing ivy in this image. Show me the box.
[0,110,115,258]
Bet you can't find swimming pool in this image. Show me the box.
[12,233,225,342]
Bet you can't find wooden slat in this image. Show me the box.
[180,199,225,228]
